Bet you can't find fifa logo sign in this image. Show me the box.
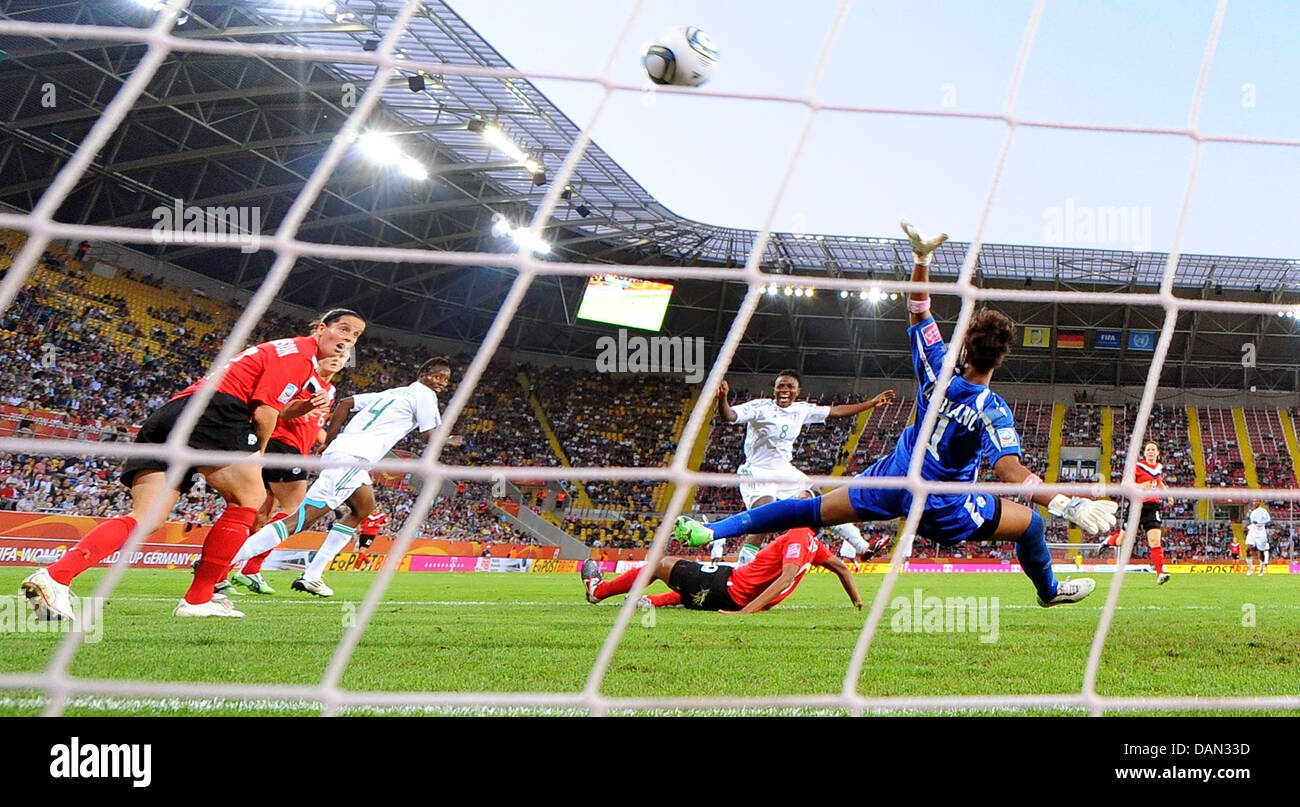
[595,328,707,383]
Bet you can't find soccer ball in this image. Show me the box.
[642,26,719,87]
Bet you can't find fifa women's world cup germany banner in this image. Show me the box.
[0,512,559,569]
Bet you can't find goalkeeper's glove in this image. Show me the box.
[900,217,949,266]
[1047,495,1119,535]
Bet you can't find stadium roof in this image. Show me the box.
[0,0,1297,390]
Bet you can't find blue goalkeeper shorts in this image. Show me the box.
[846,454,1001,545]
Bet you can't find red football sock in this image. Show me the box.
[649,591,681,607]
[1150,545,1165,574]
[241,550,271,576]
[186,506,257,605]
[47,516,138,585]
[593,569,643,600]
[1103,533,1117,547]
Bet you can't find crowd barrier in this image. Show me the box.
[1,513,1294,574]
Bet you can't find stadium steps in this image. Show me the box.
[1044,403,1066,485]
[1185,407,1211,519]
[1241,408,1296,491]
[831,406,875,477]
[516,370,594,510]
[1043,404,1081,541]
[663,387,703,511]
[1278,409,1300,488]
[1231,408,1260,489]
[1098,406,1114,482]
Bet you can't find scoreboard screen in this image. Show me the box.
[575,274,673,332]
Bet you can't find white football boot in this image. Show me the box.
[173,593,246,618]
[1037,578,1096,608]
[20,568,76,622]
[291,576,334,597]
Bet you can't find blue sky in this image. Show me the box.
[446,0,1300,259]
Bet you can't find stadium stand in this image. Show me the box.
[3,231,1294,557]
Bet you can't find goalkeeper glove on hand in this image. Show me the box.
[1048,495,1119,535]
[900,217,949,266]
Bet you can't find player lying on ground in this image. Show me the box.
[21,309,365,620]
[225,357,460,602]
[1097,440,1172,585]
[1244,499,1271,576]
[711,375,894,565]
[224,351,348,596]
[581,527,861,613]
[675,218,1119,608]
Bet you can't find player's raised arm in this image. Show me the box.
[827,389,896,419]
[901,217,948,326]
[821,555,863,610]
[715,379,738,422]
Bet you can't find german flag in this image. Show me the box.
[1058,332,1085,349]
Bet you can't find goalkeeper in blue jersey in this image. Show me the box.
[675,218,1119,607]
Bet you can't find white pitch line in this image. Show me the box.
[0,694,1099,716]
[60,597,1300,612]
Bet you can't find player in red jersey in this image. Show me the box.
[579,528,861,614]
[354,507,388,570]
[20,309,365,620]
[1098,441,1172,585]
[226,351,348,595]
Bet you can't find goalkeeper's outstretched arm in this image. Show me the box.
[993,454,1118,535]
[900,217,948,326]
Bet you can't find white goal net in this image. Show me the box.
[1,0,1298,717]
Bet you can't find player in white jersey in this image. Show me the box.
[227,357,460,598]
[712,373,894,565]
[1244,500,1271,575]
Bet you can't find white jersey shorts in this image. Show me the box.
[303,454,372,511]
[1245,533,1270,551]
[738,462,815,510]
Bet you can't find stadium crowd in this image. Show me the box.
[531,367,689,511]
[2,232,1298,558]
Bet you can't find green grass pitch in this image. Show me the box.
[1,568,1296,716]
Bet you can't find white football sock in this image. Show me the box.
[736,543,759,566]
[304,523,356,582]
[232,518,290,566]
[708,538,725,561]
[828,522,869,554]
